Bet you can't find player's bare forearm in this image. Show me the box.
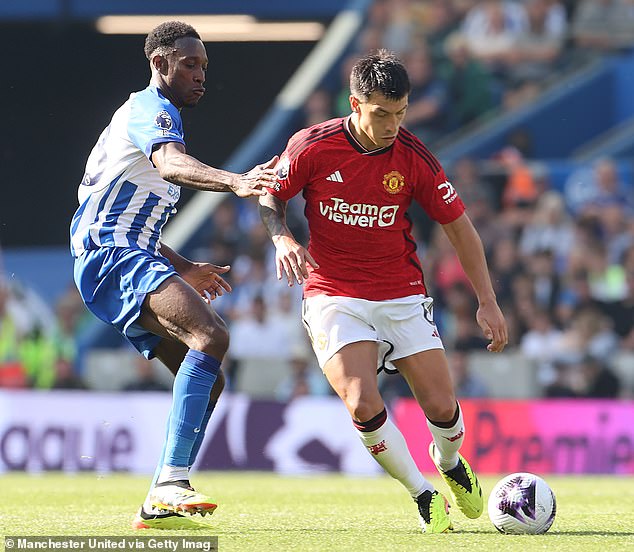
[158,242,192,273]
[258,193,294,241]
[259,193,318,285]
[154,148,237,192]
[443,213,508,351]
[441,213,496,304]
[152,142,276,196]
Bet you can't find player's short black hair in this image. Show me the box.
[350,49,410,101]
[144,21,201,60]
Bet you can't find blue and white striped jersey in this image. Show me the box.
[70,85,184,257]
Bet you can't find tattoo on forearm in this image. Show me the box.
[259,197,289,238]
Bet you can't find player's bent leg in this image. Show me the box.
[396,350,483,519]
[428,442,483,519]
[324,342,450,532]
[415,490,453,533]
[150,480,218,516]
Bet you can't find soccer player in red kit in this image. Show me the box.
[258,49,507,533]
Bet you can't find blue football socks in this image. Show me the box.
[163,349,220,468]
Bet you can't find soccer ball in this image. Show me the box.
[487,472,556,534]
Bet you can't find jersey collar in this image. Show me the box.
[343,116,393,156]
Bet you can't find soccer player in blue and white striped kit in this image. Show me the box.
[70,21,278,530]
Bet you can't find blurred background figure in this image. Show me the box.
[123,357,170,392]
[447,347,489,398]
[275,346,331,402]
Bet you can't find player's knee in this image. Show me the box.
[192,321,230,358]
[425,398,457,425]
[348,396,384,423]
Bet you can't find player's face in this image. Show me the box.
[350,92,408,150]
[162,37,208,109]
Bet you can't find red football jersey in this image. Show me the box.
[269,117,465,300]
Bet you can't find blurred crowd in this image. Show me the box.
[1,0,634,400]
[306,0,634,146]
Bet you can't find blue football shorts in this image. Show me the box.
[74,247,177,358]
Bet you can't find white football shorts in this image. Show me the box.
[301,294,444,373]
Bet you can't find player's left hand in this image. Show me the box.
[180,263,232,303]
[476,301,508,353]
[232,156,280,198]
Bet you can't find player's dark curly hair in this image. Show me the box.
[144,21,201,60]
[350,49,410,101]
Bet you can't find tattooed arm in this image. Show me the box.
[259,193,319,286]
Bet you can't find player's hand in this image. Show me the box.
[180,262,232,303]
[476,301,508,353]
[232,156,280,198]
[273,235,319,286]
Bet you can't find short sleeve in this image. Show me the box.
[266,134,311,201]
[414,167,465,224]
[127,92,185,160]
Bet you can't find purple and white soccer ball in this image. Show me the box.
[487,472,556,534]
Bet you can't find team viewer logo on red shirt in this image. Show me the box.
[382,170,405,194]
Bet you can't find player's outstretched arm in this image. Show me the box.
[441,213,508,352]
[259,193,319,286]
[152,141,278,197]
[159,243,232,303]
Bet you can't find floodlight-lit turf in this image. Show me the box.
[1,472,633,551]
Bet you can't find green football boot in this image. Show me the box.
[429,442,483,519]
[415,490,453,533]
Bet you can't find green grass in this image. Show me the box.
[1,472,633,551]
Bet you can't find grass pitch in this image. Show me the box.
[1,472,633,551]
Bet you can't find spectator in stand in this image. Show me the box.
[450,157,496,209]
[504,0,568,108]
[520,308,565,387]
[575,354,621,398]
[599,201,634,266]
[226,294,297,388]
[334,55,360,118]
[489,236,522,304]
[403,47,449,144]
[498,147,541,211]
[427,225,472,307]
[519,191,575,270]
[565,214,602,276]
[564,158,633,217]
[555,269,595,328]
[0,280,27,388]
[275,346,331,402]
[526,249,561,315]
[423,0,463,66]
[448,159,509,251]
[596,268,634,350]
[203,198,242,254]
[382,0,426,54]
[124,357,170,392]
[300,88,333,128]
[585,242,627,302]
[544,358,579,397]
[572,0,634,52]
[447,348,489,398]
[556,305,619,363]
[461,0,528,80]
[52,358,87,390]
[440,32,495,131]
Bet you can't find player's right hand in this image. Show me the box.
[273,235,319,286]
[232,156,279,198]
